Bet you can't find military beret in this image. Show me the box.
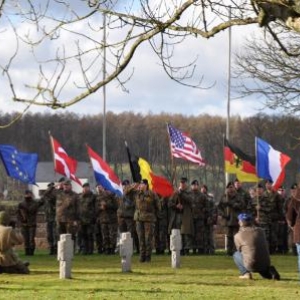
[63,180,71,185]
[82,182,90,187]
[290,183,298,190]
[238,213,253,222]
[141,179,148,185]
[48,182,55,188]
[234,178,240,182]
[58,177,65,183]
[122,179,130,186]
[256,183,263,188]
[265,179,273,184]
[226,181,234,188]
[180,177,188,183]
[191,179,199,185]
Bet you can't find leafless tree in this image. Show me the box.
[1,0,300,110]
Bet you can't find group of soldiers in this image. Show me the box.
[14,175,296,262]
[218,179,296,256]
[15,176,217,262]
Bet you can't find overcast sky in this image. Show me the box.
[0,4,279,119]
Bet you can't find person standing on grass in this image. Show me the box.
[233,213,280,280]
[0,211,30,274]
[286,186,300,280]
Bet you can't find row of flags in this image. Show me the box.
[224,137,291,189]
[0,123,292,195]
[0,125,204,197]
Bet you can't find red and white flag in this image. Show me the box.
[49,135,81,185]
[167,124,205,166]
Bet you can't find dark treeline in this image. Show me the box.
[1,111,300,199]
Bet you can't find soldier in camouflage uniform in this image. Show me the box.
[263,180,284,254]
[168,177,194,255]
[78,182,97,255]
[234,179,251,212]
[56,180,80,246]
[201,184,217,254]
[134,179,159,262]
[277,186,289,254]
[42,178,65,255]
[96,184,118,255]
[117,180,139,253]
[155,195,169,255]
[17,190,45,256]
[190,180,208,255]
[218,182,246,255]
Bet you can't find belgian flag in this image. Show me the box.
[125,142,174,197]
[224,138,259,182]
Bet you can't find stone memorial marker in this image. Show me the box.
[119,232,133,272]
[170,229,182,268]
[57,234,74,279]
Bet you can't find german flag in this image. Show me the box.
[224,138,259,182]
[125,142,174,197]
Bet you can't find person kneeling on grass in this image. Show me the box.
[233,213,280,280]
[0,211,30,274]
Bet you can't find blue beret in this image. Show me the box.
[238,213,253,222]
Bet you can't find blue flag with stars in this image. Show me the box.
[0,145,38,184]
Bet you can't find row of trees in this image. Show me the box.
[1,111,300,199]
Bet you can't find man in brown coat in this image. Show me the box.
[0,211,29,274]
[233,213,280,280]
[286,186,300,280]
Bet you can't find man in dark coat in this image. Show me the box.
[233,213,280,280]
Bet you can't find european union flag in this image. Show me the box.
[0,145,38,184]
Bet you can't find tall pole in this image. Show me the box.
[226,7,232,185]
[102,12,107,160]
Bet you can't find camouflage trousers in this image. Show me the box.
[46,221,57,250]
[78,223,95,254]
[259,223,278,254]
[224,226,239,255]
[136,221,155,259]
[100,222,118,253]
[193,219,205,252]
[95,222,103,253]
[21,225,36,251]
[155,218,168,253]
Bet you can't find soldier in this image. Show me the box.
[96,184,118,255]
[277,186,289,254]
[17,190,45,256]
[218,181,245,255]
[56,180,80,246]
[155,195,169,255]
[134,179,159,262]
[263,179,284,254]
[0,211,30,274]
[234,178,251,211]
[117,180,139,253]
[190,179,207,255]
[168,177,194,256]
[42,177,65,255]
[78,182,97,255]
[201,184,217,254]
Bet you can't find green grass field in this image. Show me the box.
[0,251,299,300]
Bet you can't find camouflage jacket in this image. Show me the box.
[96,191,118,224]
[79,191,97,224]
[218,192,245,227]
[56,190,80,223]
[41,187,62,222]
[117,188,136,219]
[134,190,159,223]
[17,198,45,226]
[191,190,208,220]
[263,190,283,221]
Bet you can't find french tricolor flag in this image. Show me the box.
[256,137,291,189]
[87,145,123,197]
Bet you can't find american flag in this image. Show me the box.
[167,124,205,166]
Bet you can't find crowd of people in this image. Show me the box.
[0,176,299,280]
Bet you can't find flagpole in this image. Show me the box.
[48,131,57,180]
[166,123,176,186]
[254,137,260,222]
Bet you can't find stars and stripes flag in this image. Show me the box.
[167,124,205,166]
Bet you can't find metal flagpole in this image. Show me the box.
[102,11,107,161]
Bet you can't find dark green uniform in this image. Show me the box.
[155,196,169,255]
[17,195,44,255]
[204,193,217,254]
[134,189,159,262]
[79,191,97,254]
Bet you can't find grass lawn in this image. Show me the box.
[0,251,299,300]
